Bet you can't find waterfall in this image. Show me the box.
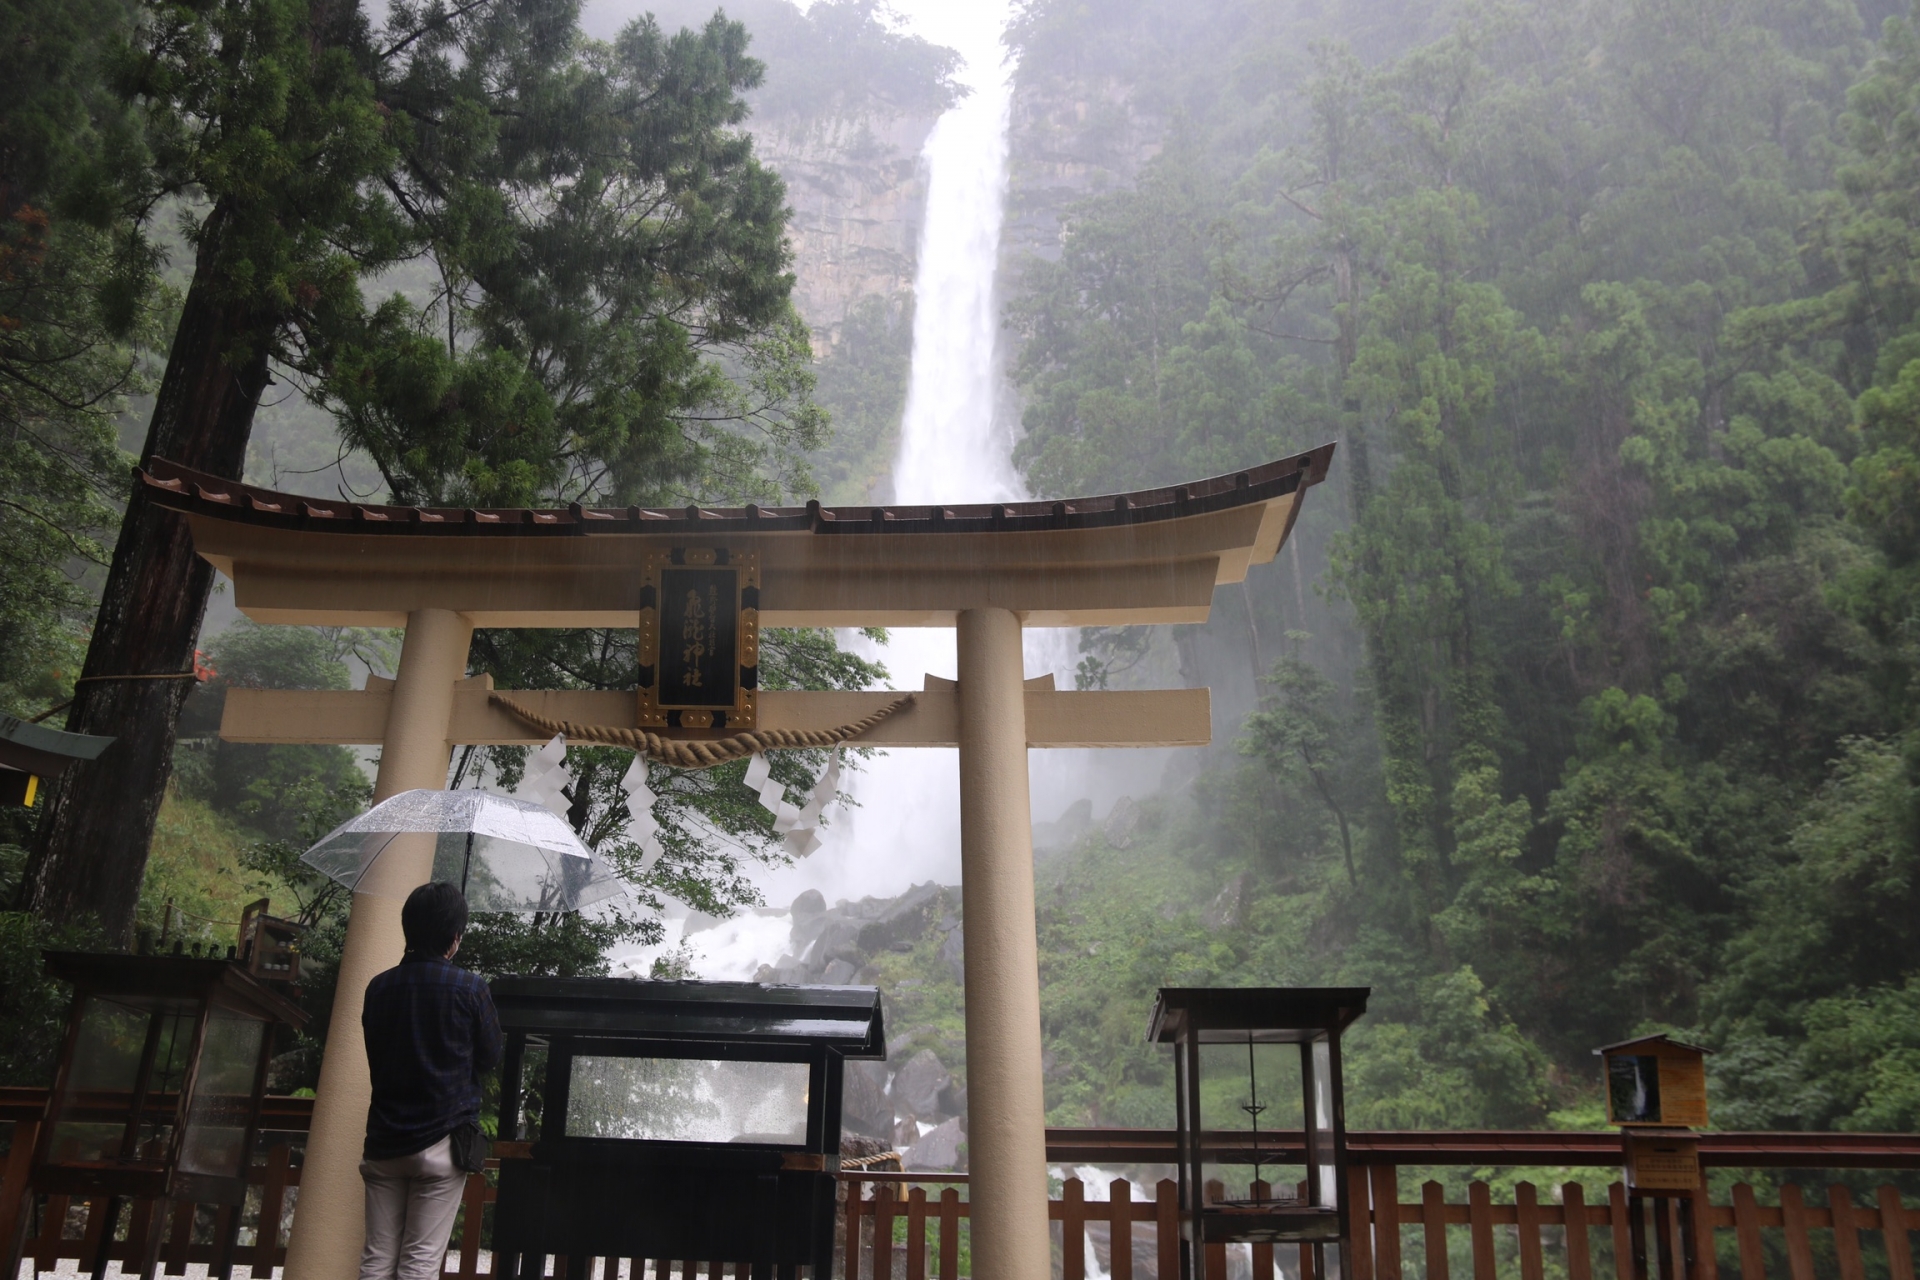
[676,0,1160,940]
[890,17,1019,508]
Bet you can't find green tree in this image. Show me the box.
[0,0,159,720]
[26,0,821,943]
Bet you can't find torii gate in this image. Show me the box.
[138,443,1334,1280]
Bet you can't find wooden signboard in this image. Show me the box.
[638,548,760,731]
[1623,1129,1702,1194]
[1600,1035,1710,1128]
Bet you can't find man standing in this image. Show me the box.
[359,882,502,1280]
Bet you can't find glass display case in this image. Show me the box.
[1149,987,1369,1280]
[489,977,886,1280]
[33,951,305,1209]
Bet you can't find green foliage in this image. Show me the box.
[635,0,962,122]
[1003,0,1920,1126]
[139,790,293,947]
[810,294,915,503]
[176,622,379,844]
[0,0,158,718]
[321,9,825,508]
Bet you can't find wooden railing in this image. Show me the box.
[4,1091,1920,1280]
[0,1120,500,1280]
[844,1133,1920,1280]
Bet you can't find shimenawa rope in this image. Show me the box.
[488,692,914,770]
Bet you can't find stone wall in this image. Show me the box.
[752,110,938,349]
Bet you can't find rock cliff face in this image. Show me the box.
[752,110,937,348]
[752,883,972,1170]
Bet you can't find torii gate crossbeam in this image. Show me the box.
[137,443,1335,1280]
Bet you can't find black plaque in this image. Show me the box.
[657,567,739,708]
[638,549,759,730]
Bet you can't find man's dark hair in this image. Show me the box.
[402,882,469,957]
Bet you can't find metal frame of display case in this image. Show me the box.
[1149,987,1370,1280]
[490,978,885,1280]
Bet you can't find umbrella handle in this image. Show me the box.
[461,829,473,897]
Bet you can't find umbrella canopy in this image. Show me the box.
[301,789,628,914]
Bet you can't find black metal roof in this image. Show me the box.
[1149,987,1370,1044]
[490,977,885,1058]
[42,951,308,1027]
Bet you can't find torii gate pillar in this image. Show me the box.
[283,608,474,1280]
[955,607,1051,1279]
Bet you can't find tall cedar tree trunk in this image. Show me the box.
[20,200,273,941]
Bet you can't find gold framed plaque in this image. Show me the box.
[638,548,759,731]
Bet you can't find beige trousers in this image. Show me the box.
[358,1135,467,1280]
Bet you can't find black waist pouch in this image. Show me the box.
[450,1122,490,1174]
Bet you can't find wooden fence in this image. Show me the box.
[843,1166,1920,1280]
[3,1092,1920,1280]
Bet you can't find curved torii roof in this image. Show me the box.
[140,443,1334,628]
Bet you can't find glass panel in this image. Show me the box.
[178,1011,264,1177]
[1311,1038,1335,1209]
[46,1123,125,1164]
[1196,1041,1302,1132]
[67,997,147,1092]
[49,998,194,1165]
[1191,1041,1308,1205]
[566,1056,810,1145]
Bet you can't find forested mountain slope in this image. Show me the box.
[995,0,1920,1130]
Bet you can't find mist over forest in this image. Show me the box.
[9,0,1920,1153]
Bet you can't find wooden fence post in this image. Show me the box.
[252,1144,291,1280]
[1608,1183,1633,1280]
[1371,1166,1402,1280]
[1562,1183,1591,1280]
[1831,1185,1866,1280]
[1515,1182,1544,1280]
[1688,1181,1715,1280]
[905,1187,927,1280]
[844,1179,864,1280]
[938,1187,960,1280]
[1249,1182,1273,1280]
[1155,1180,1179,1280]
[1879,1186,1914,1280]
[456,1170,486,1280]
[1202,1181,1225,1280]
[0,1119,39,1280]
[1468,1182,1495,1280]
[872,1184,896,1280]
[76,1196,109,1280]
[36,1193,70,1275]
[1422,1181,1449,1280]
[1109,1179,1133,1280]
[1780,1183,1815,1280]
[1063,1178,1084,1280]
[1347,1165,1374,1280]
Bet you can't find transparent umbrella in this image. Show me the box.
[300,789,628,914]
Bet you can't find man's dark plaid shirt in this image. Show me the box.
[361,954,502,1161]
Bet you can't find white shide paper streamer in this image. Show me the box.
[620,753,665,872]
[521,734,573,817]
[525,734,835,873]
[743,748,843,857]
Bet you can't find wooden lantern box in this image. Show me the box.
[32,952,305,1211]
[1150,987,1370,1280]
